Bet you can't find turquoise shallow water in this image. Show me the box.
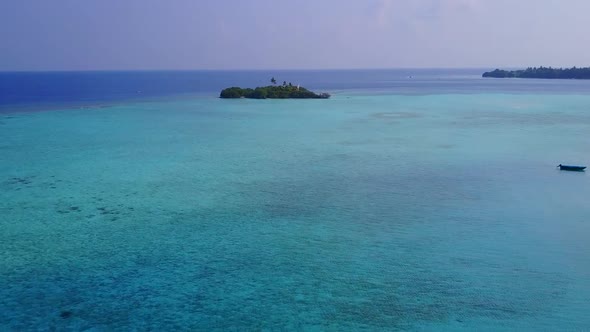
[1,93,590,330]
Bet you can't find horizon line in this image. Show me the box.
[0,66,541,73]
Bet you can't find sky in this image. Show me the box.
[1,0,589,71]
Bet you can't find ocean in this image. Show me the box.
[1,70,589,330]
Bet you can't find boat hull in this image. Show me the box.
[559,165,586,171]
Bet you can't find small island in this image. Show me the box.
[220,77,330,99]
[483,67,590,79]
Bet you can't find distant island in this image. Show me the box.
[483,67,590,79]
[220,77,330,99]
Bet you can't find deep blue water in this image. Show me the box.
[4,69,590,112]
[1,70,590,330]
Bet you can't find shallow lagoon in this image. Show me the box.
[1,89,590,330]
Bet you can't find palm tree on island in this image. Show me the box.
[271,77,277,85]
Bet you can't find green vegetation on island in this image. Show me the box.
[220,77,330,99]
[483,67,590,79]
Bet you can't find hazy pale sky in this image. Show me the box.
[1,0,589,70]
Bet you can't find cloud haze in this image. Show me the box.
[0,0,589,70]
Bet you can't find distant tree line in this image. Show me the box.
[483,67,590,79]
[220,79,330,99]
